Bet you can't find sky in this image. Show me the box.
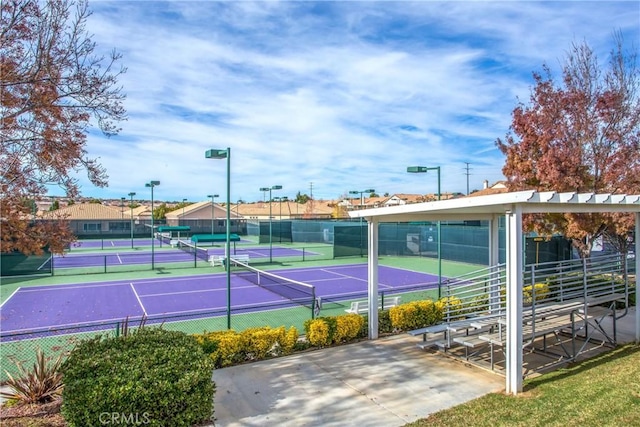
[56,0,640,203]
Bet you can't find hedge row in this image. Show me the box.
[194,326,300,368]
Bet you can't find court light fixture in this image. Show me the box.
[407,165,442,297]
[145,181,160,269]
[349,189,375,257]
[128,192,136,249]
[259,185,282,262]
[206,148,231,329]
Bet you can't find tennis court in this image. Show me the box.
[52,245,320,269]
[0,264,440,335]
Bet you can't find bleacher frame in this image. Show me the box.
[408,254,633,376]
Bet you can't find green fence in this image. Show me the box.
[0,251,52,277]
[0,281,440,383]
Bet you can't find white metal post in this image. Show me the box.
[505,207,523,395]
[367,218,379,340]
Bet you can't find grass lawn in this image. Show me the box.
[407,343,640,427]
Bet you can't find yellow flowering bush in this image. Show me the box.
[194,325,301,367]
[334,314,364,343]
[389,300,443,330]
[437,296,463,319]
[523,283,550,304]
[239,327,281,360]
[306,319,330,347]
[280,326,299,355]
[197,330,243,368]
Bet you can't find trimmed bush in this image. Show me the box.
[305,318,331,347]
[334,314,365,343]
[195,326,299,367]
[61,328,215,427]
[196,330,243,368]
[377,309,393,334]
[523,283,550,304]
[389,300,443,330]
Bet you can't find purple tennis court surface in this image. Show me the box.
[71,237,254,249]
[53,246,319,269]
[1,265,439,335]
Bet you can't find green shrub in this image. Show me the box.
[61,328,215,427]
[377,309,393,334]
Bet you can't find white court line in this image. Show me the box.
[130,283,148,317]
[110,241,115,247]
[116,253,123,264]
[0,287,22,309]
[37,256,53,271]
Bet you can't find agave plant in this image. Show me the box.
[1,348,64,404]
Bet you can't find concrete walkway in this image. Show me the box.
[211,333,504,427]
[211,307,638,427]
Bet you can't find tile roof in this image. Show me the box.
[40,203,129,220]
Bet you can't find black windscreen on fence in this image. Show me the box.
[333,224,367,257]
[1,251,52,277]
[257,221,293,244]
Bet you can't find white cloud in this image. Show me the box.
[54,0,639,202]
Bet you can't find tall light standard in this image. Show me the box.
[145,181,160,270]
[407,166,442,298]
[128,192,136,249]
[349,189,375,257]
[182,198,187,224]
[120,197,125,220]
[205,148,231,329]
[259,185,282,263]
[207,194,219,235]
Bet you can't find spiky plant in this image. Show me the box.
[1,348,64,405]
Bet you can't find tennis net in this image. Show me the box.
[177,240,209,262]
[230,259,317,314]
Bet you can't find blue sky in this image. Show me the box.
[60,0,640,202]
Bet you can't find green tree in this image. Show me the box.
[295,192,310,204]
[497,34,640,257]
[153,203,169,220]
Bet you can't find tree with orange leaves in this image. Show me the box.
[497,34,640,257]
[1,0,126,254]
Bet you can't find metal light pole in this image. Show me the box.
[205,148,231,329]
[207,194,219,235]
[145,181,160,269]
[120,197,125,220]
[349,189,375,257]
[259,185,282,263]
[407,166,442,298]
[180,198,187,240]
[128,192,136,249]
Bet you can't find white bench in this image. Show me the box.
[209,254,250,267]
[345,296,401,314]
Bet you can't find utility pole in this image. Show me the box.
[464,162,472,195]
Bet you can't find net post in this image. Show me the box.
[104,255,107,273]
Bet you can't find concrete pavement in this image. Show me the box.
[210,332,504,427]
[211,307,638,427]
